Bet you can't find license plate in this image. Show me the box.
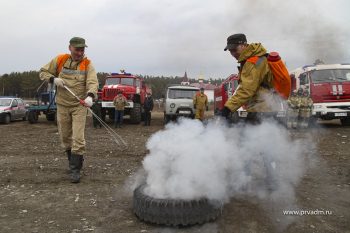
[335,113,347,117]
[102,102,114,108]
[179,111,191,114]
[239,111,247,117]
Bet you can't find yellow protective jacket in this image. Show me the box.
[39,54,98,107]
[287,96,301,109]
[193,92,208,110]
[113,95,129,111]
[224,43,275,112]
[300,97,313,109]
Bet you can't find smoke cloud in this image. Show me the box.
[225,0,350,70]
[135,117,315,230]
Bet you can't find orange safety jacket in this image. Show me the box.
[56,54,91,74]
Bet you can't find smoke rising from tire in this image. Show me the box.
[142,118,313,204]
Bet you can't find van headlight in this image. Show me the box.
[170,103,175,108]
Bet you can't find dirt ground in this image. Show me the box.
[0,110,349,233]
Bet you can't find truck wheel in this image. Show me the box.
[4,114,11,124]
[22,112,27,121]
[164,114,170,124]
[28,111,38,124]
[340,118,350,126]
[130,103,141,124]
[133,184,223,226]
[229,111,240,124]
[46,112,56,121]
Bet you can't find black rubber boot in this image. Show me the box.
[69,154,84,183]
[66,149,71,161]
[65,149,72,174]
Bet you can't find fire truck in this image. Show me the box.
[100,71,150,124]
[290,64,350,126]
[214,74,247,123]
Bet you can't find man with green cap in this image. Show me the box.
[221,33,275,124]
[39,37,98,183]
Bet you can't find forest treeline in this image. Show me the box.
[0,71,224,99]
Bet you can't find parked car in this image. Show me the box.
[0,97,28,124]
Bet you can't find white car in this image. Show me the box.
[164,85,199,124]
[0,97,28,124]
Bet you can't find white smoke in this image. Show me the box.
[141,117,313,205]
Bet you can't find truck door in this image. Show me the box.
[299,72,310,93]
[17,99,26,118]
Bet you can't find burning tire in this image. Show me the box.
[133,184,223,226]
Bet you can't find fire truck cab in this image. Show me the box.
[290,64,350,126]
[100,71,150,124]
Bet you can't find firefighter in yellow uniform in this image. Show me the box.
[286,90,300,129]
[193,87,208,121]
[299,90,313,128]
[221,34,275,124]
[39,37,98,183]
[113,91,129,128]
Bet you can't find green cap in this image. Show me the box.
[69,37,88,48]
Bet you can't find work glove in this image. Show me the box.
[221,106,231,118]
[83,96,93,107]
[54,78,65,88]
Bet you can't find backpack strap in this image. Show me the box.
[78,58,91,71]
[247,56,273,90]
[246,56,259,64]
[247,56,265,66]
[56,54,70,75]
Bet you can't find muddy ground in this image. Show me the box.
[0,110,349,233]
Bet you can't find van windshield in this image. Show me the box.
[168,89,198,99]
[310,69,350,83]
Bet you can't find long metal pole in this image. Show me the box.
[63,85,128,147]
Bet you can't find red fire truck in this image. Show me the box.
[100,71,150,124]
[214,74,247,122]
[290,64,350,126]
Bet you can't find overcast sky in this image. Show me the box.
[0,0,349,79]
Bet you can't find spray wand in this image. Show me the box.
[63,85,128,148]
